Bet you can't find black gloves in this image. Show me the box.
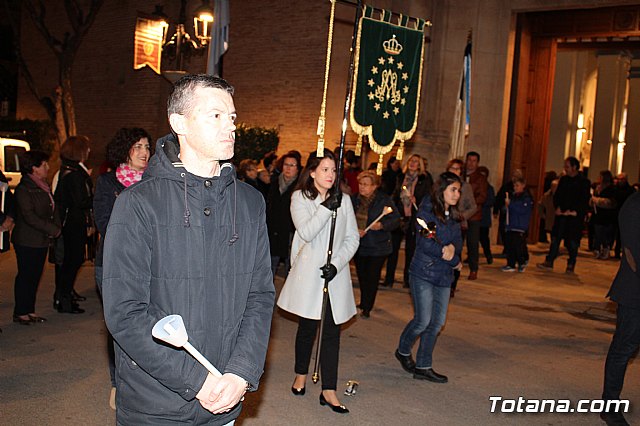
[321,189,342,211]
[320,263,338,282]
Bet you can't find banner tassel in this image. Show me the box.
[355,134,363,156]
[376,154,384,175]
[396,140,404,161]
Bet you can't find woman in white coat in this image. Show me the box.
[277,150,359,414]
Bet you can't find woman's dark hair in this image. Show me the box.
[60,135,90,162]
[432,171,462,223]
[106,127,153,166]
[19,150,50,176]
[238,159,258,180]
[295,150,336,200]
[275,150,302,172]
[600,170,613,187]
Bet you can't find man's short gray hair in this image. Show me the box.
[167,74,234,118]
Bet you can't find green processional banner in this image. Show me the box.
[350,6,426,162]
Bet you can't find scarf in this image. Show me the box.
[116,164,144,188]
[29,173,54,210]
[355,193,375,230]
[400,171,418,217]
[278,173,296,195]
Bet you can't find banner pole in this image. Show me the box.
[312,0,363,385]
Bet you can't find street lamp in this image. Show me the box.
[152,0,214,75]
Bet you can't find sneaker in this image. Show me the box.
[536,261,553,271]
[600,247,610,260]
[518,264,526,273]
[501,265,516,272]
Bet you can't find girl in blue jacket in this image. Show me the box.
[395,172,463,383]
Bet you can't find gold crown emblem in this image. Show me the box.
[383,35,403,55]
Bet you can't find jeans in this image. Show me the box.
[546,216,581,266]
[466,220,481,272]
[602,304,640,401]
[398,274,451,368]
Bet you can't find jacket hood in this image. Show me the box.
[147,134,239,240]
[147,133,237,186]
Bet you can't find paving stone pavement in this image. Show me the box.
[0,242,637,425]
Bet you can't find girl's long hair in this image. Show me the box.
[432,171,462,223]
[295,150,336,200]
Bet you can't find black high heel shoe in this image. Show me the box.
[291,386,305,396]
[319,392,349,414]
[13,315,32,325]
[72,290,86,302]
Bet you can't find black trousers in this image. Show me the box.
[603,304,640,401]
[505,231,528,267]
[14,244,48,316]
[55,226,86,307]
[295,300,340,390]
[466,220,481,272]
[384,227,404,285]
[479,226,493,261]
[355,254,387,312]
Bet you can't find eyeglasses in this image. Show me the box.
[283,163,297,168]
[449,167,461,171]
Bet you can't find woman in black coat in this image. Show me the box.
[392,154,433,288]
[352,171,400,318]
[12,150,61,324]
[53,136,93,314]
[94,127,151,409]
[266,150,301,278]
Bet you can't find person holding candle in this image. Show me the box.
[351,171,400,318]
[395,172,463,383]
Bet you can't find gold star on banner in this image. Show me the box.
[383,111,390,119]
[403,86,409,94]
[402,73,408,80]
[378,57,385,65]
[397,62,404,70]
[368,79,375,87]
[371,66,378,74]
[393,107,400,115]
[368,92,374,100]
[374,103,381,111]
[388,57,394,64]
[401,98,406,105]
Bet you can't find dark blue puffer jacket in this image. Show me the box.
[409,195,462,287]
[505,190,533,232]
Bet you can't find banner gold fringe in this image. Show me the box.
[355,134,363,156]
[377,154,384,175]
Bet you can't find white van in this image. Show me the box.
[0,137,31,189]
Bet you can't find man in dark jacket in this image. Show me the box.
[0,169,15,253]
[600,191,640,426]
[102,75,275,425]
[464,151,488,280]
[537,156,591,274]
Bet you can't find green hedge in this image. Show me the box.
[232,123,279,166]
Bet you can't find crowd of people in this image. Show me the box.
[0,74,638,425]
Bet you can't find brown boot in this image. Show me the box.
[468,271,478,280]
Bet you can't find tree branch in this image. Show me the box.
[24,0,64,55]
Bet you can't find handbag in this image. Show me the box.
[48,235,65,265]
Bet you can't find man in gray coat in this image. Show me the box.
[103,75,275,425]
